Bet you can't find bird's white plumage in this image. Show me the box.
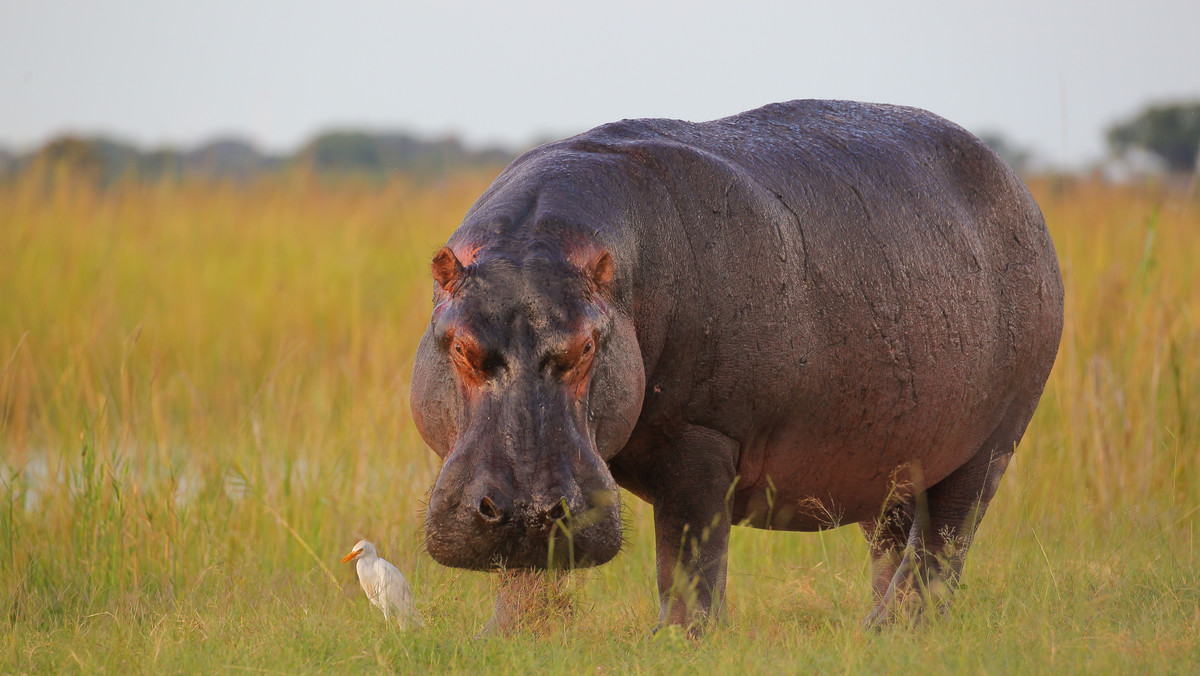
[342,539,422,629]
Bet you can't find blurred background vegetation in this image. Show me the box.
[0,130,516,187]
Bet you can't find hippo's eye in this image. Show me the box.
[582,340,593,356]
[454,342,465,356]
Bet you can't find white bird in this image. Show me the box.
[341,539,423,629]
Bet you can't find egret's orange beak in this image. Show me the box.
[341,548,363,563]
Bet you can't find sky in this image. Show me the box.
[2,0,1198,168]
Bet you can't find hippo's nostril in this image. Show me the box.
[546,498,568,522]
[478,496,501,522]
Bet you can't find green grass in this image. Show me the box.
[2,172,1198,673]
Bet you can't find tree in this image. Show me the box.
[1107,101,1200,173]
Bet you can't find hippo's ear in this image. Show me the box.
[585,251,615,295]
[431,246,464,292]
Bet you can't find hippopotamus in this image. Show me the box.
[411,99,1063,631]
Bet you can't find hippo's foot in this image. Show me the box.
[863,550,956,629]
[650,619,706,642]
[651,601,724,641]
[477,569,577,638]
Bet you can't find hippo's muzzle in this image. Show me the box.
[424,447,623,570]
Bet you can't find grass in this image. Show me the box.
[1,170,1198,673]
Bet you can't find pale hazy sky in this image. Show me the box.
[3,0,1198,167]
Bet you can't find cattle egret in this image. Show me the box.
[341,539,423,629]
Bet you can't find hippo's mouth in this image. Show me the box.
[425,489,623,571]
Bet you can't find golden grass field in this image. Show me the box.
[1,169,1198,672]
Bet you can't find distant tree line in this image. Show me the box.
[0,131,518,186]
[2,100,1197,185]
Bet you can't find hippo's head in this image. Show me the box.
[412,243,644,570]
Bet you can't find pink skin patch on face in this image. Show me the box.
[452,242,483,267]
[563,242,605,273]
[561,242,615,302]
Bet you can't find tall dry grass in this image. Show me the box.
[0,171,1197,672]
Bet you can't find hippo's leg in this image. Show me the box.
[859,500,915,605]
[649,425,738,635]
[867,410,1027,627]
